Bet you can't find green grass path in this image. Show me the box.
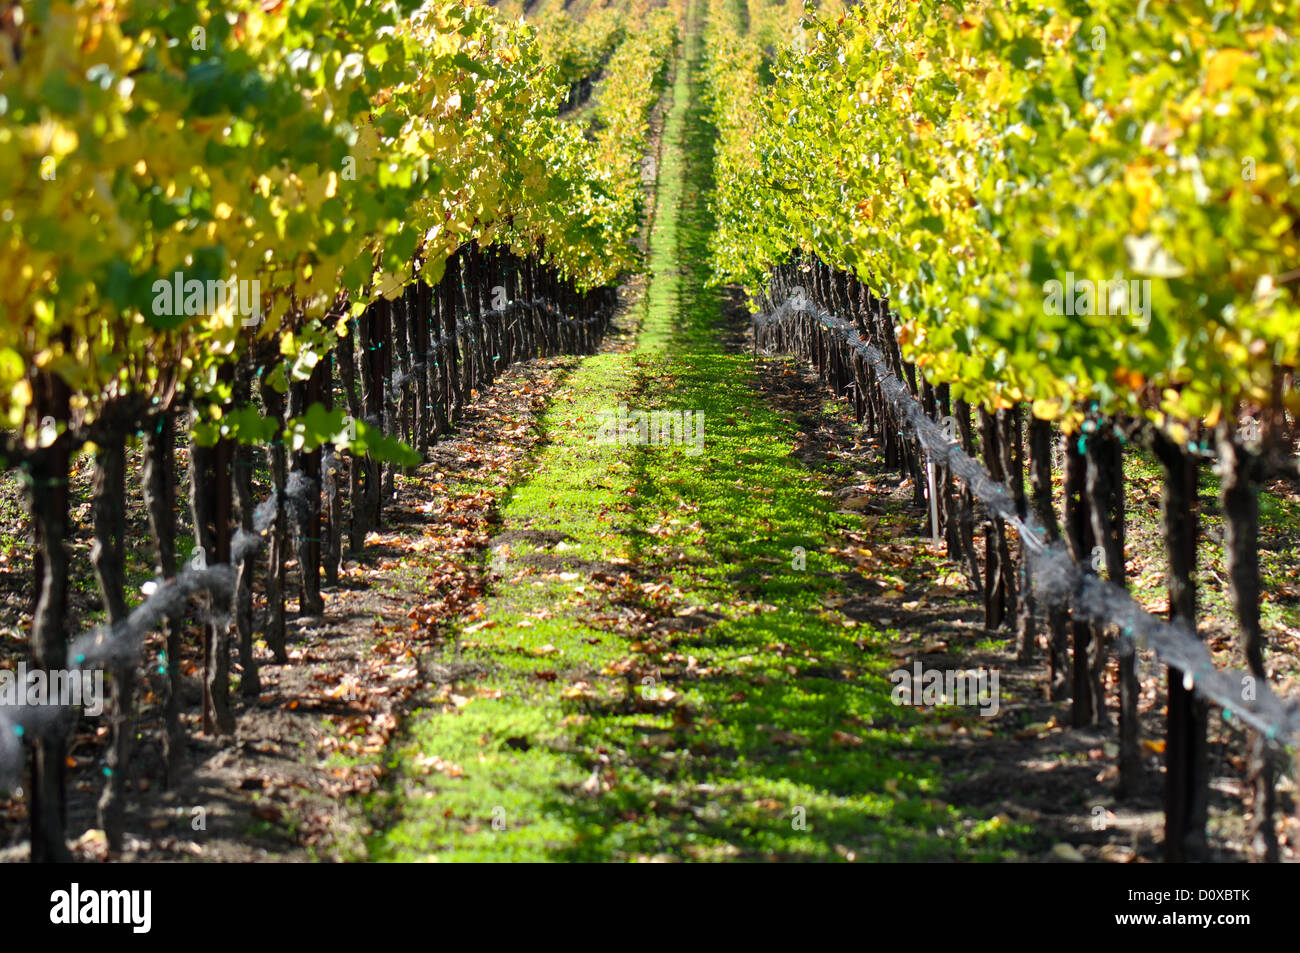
[368,0,1025,861]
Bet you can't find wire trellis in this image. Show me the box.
[754,293,1300,750]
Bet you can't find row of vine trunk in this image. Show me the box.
[13,243,617,862]
[759,256,1290,863]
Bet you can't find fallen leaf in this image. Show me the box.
[768,730,807,746]
[252,803,283,823]
[1050,843,1085,863]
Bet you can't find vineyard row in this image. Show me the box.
[756,257,1295,863]
[3,245,618,862]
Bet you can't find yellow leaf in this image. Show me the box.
[9,378,32,413]
[1205,49,1251,95]
[1031,398,1062,421]
[374,271,405,300]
